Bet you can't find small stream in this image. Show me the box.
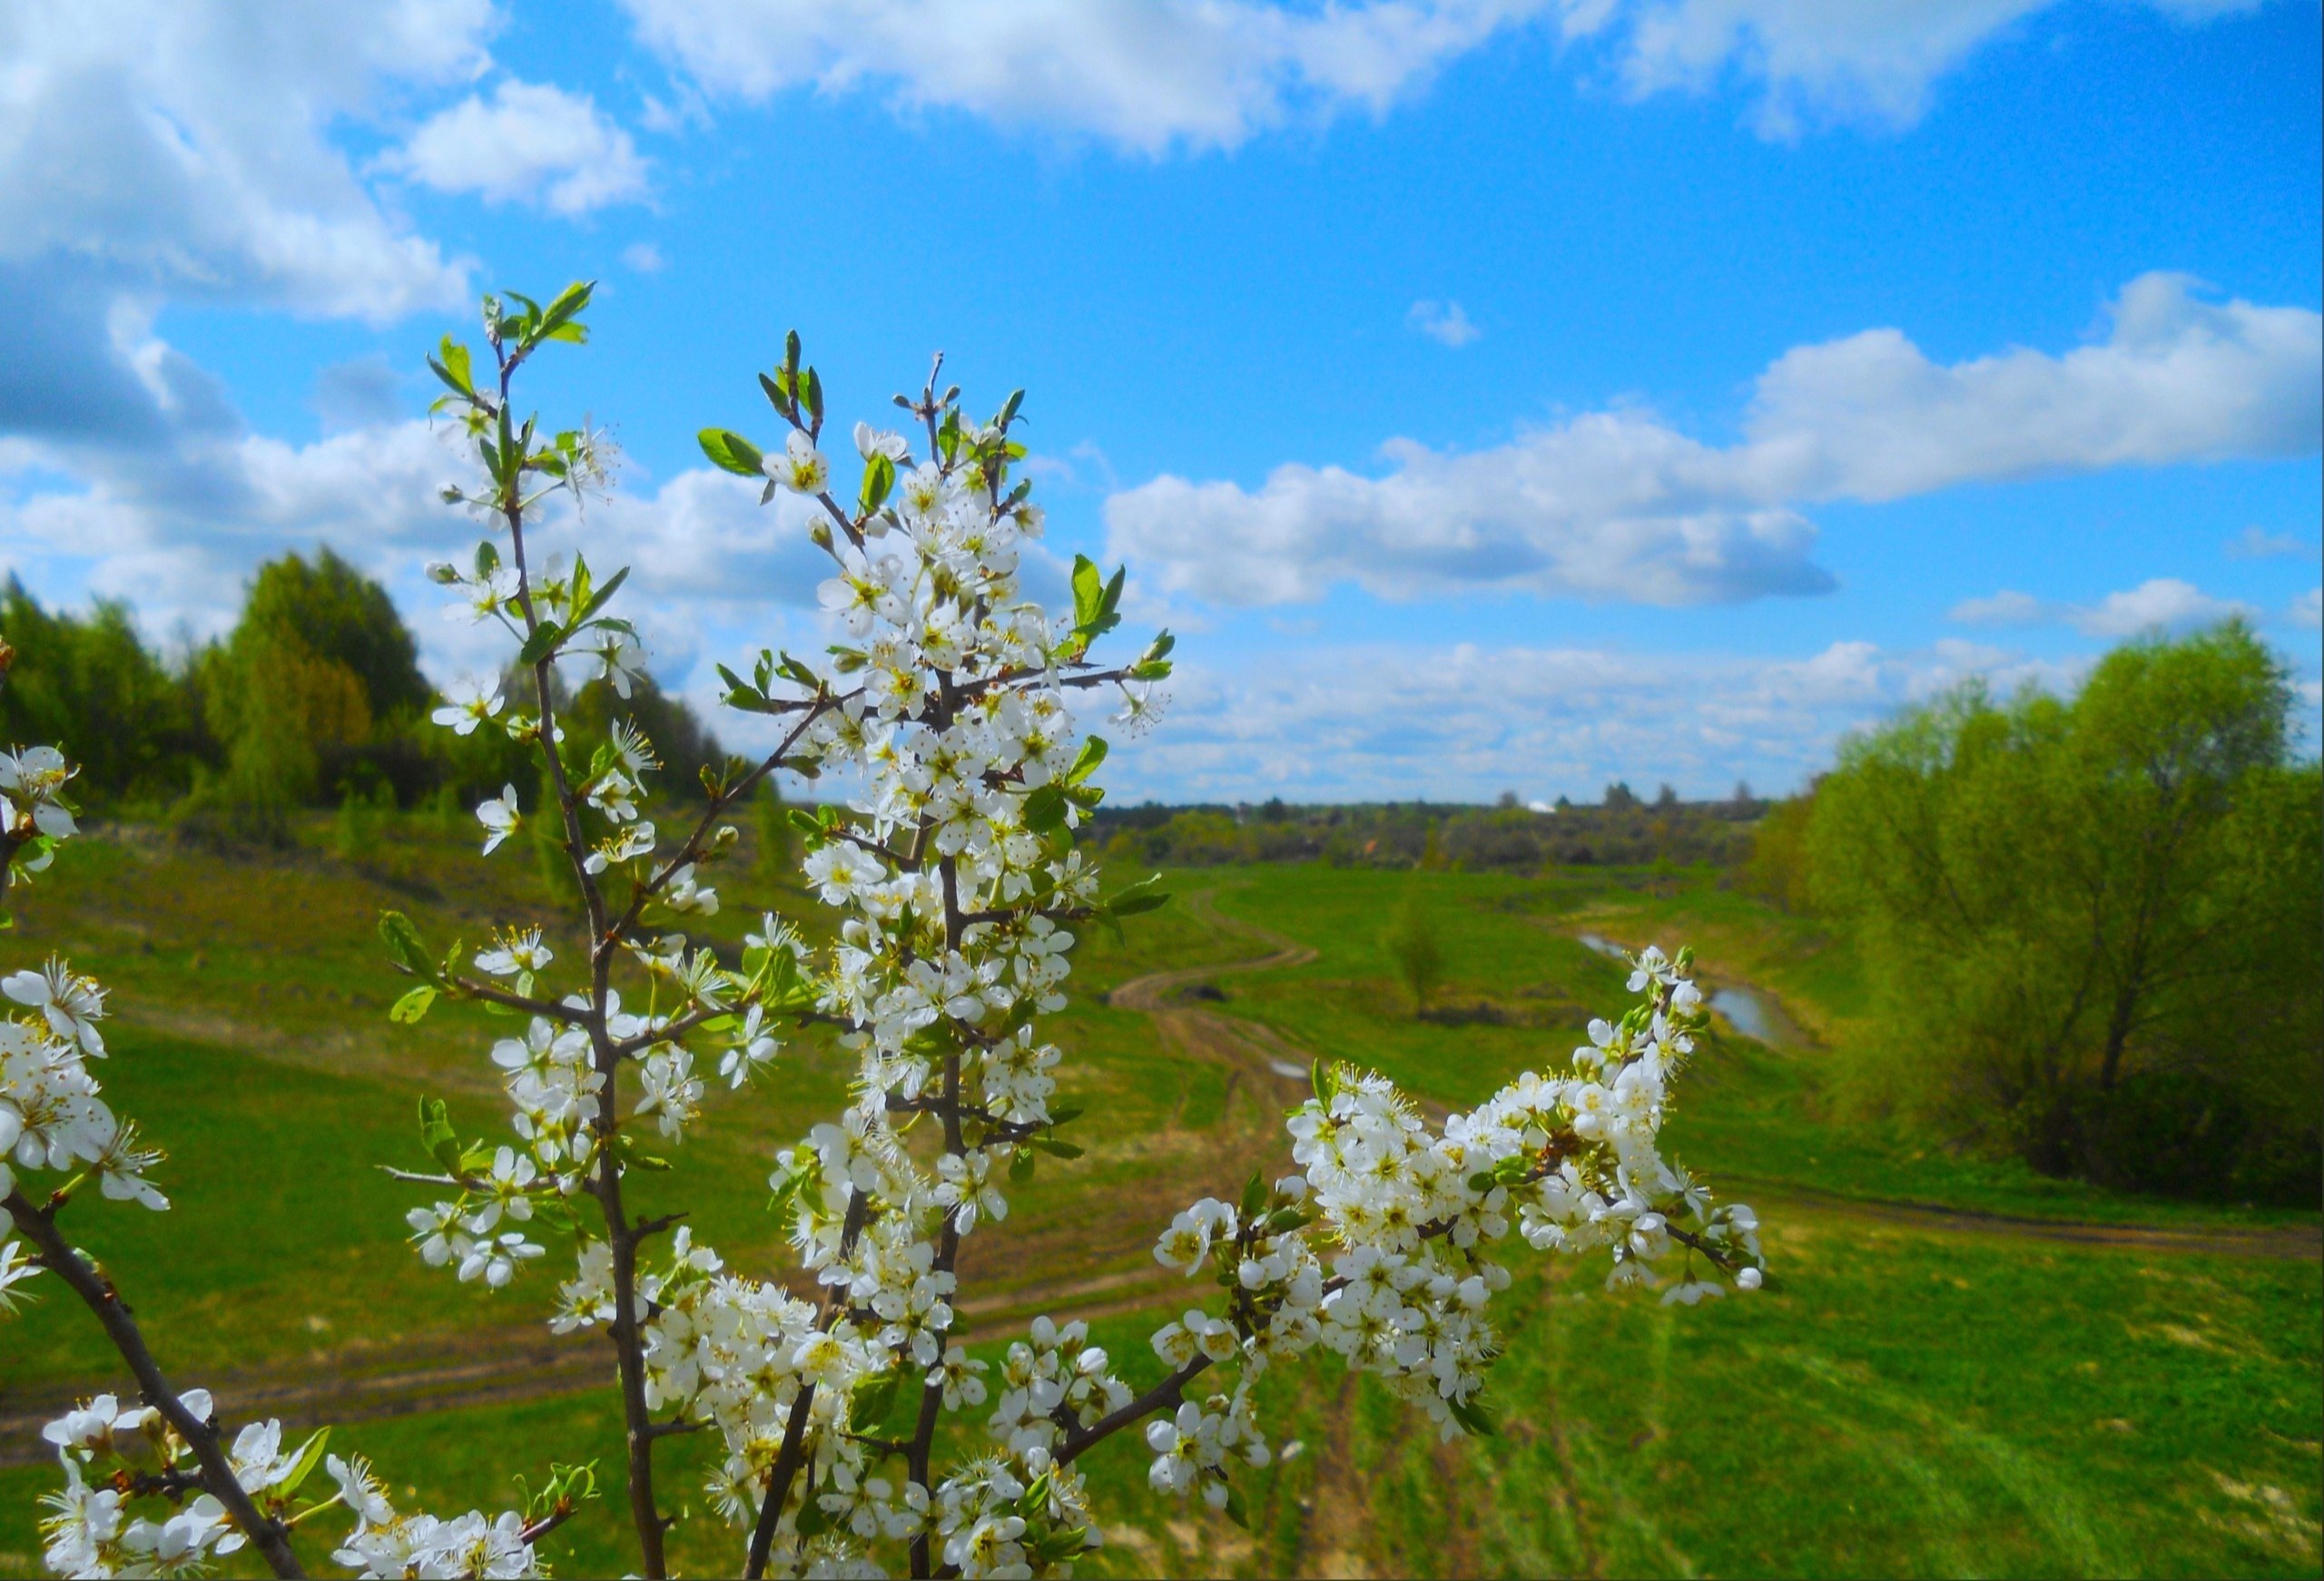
[1576,933,1787,1047]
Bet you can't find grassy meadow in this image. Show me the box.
[0,822,2317,1577]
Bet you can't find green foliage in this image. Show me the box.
[0,577,205,804]
[1742,790,1817,912]
[754,781,794,885]
[1380,888,1444,1014]
[334,782,393,864]
[1807,621,2320,1201]
[239,547,431,720]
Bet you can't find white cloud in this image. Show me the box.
[617,0,1550,154]
[0,0,495,460]
[1558,0,2268,135]
[0,417,836,694]
[624,241,668,272]
[2291,587,2321,632]
[1106,633,2086,802]
[1108,274,2322,608]
[1109,417,1832,606]
[2065,577,2253,638]
[382,79,651,215]
[2226,524,2310,559]
[617,0,2270,153]
[0,0,488,324]
[1407,299,1481,347]
[1949,589,2043,626]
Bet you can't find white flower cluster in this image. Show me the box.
[325,1453,538,1579]
[388,326,1182,1578]
[0,748,168,1321]
[34,1387,540,1580]
[1137,945,1765,1509]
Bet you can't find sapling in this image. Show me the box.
[2,285,1766,1580]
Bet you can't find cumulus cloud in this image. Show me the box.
[2064,577,2254,638]
[0,0,496,464]
[1108,274,2322,608]
[1106,633,2086,802]
[1408,300,1481,347]
[617,0,1549,154]
[2287,587,2319,632]
[1557,0,2268,134]
[1949,589,2043,626]
[381,79,651,215]
[0,0,487,323]
[0,417,836,692]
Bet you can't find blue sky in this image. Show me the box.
[1,0,2317,802]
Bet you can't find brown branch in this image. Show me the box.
[4,1191,306,1578]
[1056,1357,1212,1468]
[492,338,666,1580]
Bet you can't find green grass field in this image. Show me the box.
[1,826,2316,1577]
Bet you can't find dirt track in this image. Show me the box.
[5,894,2312,1467]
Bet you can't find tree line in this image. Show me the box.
[1747,621,2320,1205]
[1091,785,1765,872]
[0,552,725,839]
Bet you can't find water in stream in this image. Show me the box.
[1576,933,1785,1046]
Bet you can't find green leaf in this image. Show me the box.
[1445,1395,1497,1438]
[419,1097,464,1177]
[389,985,437,1025]
[1239,1168,1267,1221]
[576,565,629,624]
[1009,1147,1036,1183]
[1029,1136,1082,1160]
[860,451,896,512]
[1065,736,1108,786]
[849,1372,901,1432]
[273,1429,331,1501]
[1105,873,1168,918]
[1070,555,1103,629]
[794,1486,830,1538]
[528,280,594,347]
[428,338,475,400]
[1311,1058,1338,1107]
[1022,783,1068,835]
[516,621,564,666]
[803,367,823,423]
[759,369,793,414]
[379,911,444,986]
[698,428,767,477]
[1221,1482,1249,1528]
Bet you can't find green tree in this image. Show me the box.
[1808,621,2319,1197]
[238,547,429,719]
[0,579,201,801]
[1381,888,1444,1015]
